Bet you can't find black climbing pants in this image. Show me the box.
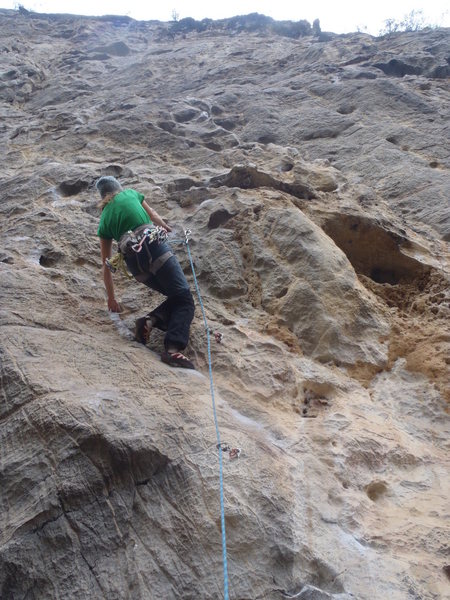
[125,240,195,351]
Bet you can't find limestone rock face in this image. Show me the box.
[1,10,449,600]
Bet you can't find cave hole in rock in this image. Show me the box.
[103,164,124,177]
[322,214,430,285]
[337,104,356,115]
[58,179,90,197]
[210,165,316,200]
[207,208,236,229]
[204,141,222,152]
[386,135,399,145]
[276,287,288,299]
[280,161,294,172]
[374,59,422,77]
[213,117,237,131]
[258,134,277,144]
[39,250,62,267]
[365,480,388,501]
[157,120,176,132]
[444,565,450,582]
[167,177,201,193]
[173,108,198,123]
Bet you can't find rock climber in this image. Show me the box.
[96,176,195,369]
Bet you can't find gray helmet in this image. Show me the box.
[95,176,123,198]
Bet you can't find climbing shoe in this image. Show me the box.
[161,351,195,370]
[135,317,152,344]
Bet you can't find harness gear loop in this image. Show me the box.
[105,253,133,279]
[130,226,168,253]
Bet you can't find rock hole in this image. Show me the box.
[370,267,400,285]
[157,120,176,132]
[207,208,235,229]
[213,117,237,131]
[39,251,62,267]
[429,161,439,168]
[276,287,288,299]
[3,69,19,80]
[166,177,200,193]
[337,104,356,115]
[365,480,388,501]
[280,162,294,172]
[173,108,198,123]
[253,204,262,216]
[323,214,430,285]
[203,141,222,152]
[92,41,130,57]
[209,165,316,200]
[443,565,450,582]
[104,164,133,178]
[58,179,90,197]
[374,59,422,77]
[258,134,277,144]
[386,135,399,145]
[431,65,450,78]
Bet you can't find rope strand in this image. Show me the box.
[184,236,230,600]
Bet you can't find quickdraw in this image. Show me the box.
[131,226,168,253]
[210,329,223,344]
[216,443,242,460]
[105,253,132,279]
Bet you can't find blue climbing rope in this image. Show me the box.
[176,232,230,600]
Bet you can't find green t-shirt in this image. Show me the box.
[97,189,152,241]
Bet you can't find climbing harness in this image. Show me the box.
[106,225,171,279]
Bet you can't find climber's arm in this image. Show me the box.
[100,237,122,312]
[142,201,172,232]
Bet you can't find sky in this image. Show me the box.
[1,0,449,35]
